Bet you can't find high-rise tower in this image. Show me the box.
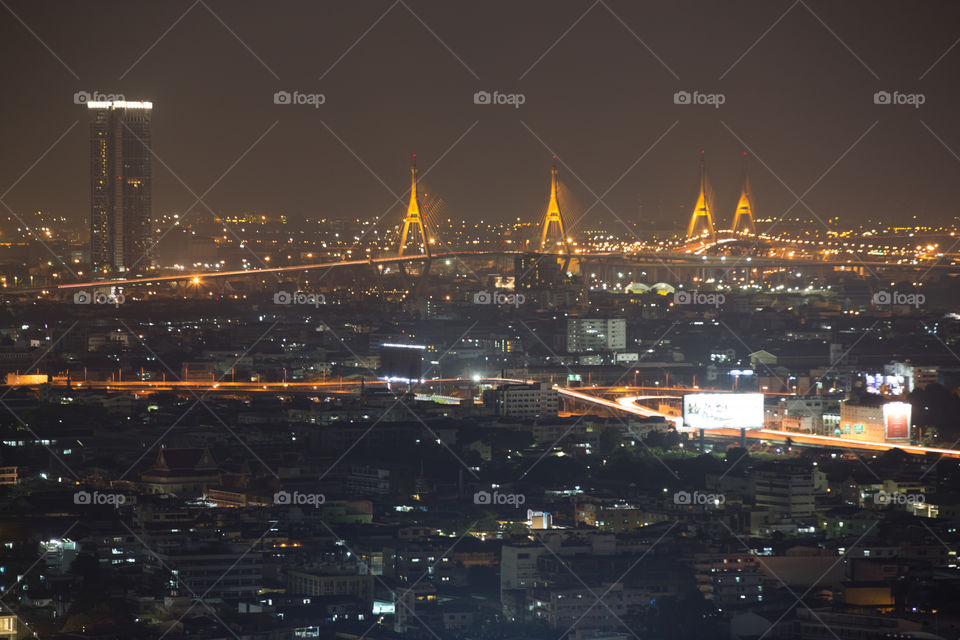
[538,164,568,253]
[732,154,756,235]
[89,100,153,273]
[398,159,431,257]
[686,153,715,240]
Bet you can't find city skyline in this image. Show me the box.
[1,1,960,235]
[4,4,960,640]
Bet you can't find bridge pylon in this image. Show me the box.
[732,154,756,235]
[686,153,716,240]
[398,159,431,258]
[538,163,569,253]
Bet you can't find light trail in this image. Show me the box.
[44,248,960,291]
[8,375,958,459]
[560,389,960,459]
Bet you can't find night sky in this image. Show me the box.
[2,0,960,234]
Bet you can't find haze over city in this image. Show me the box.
[3,3,960,640]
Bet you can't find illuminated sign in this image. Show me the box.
[5,374,48,385]
[683,393,764,429]
[865,374,905,396]
[883,402,911,440]
[87,101,152,109]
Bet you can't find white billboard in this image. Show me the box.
[683,393,764,429]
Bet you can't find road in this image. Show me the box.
[6,376,957,459]
[572,392,960,459]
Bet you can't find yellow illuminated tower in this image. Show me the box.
[398,159,431,257]
[686,153,716,239]
[538,163,568,252]
[732,154,756,235]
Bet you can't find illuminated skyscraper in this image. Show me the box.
[89,100,153,273]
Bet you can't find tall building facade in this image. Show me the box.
[89,100,153,273]
[566,318,627,353]
[497,382,559,418]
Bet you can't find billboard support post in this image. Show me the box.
[741,428,746,448]
[700,428,705,453]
